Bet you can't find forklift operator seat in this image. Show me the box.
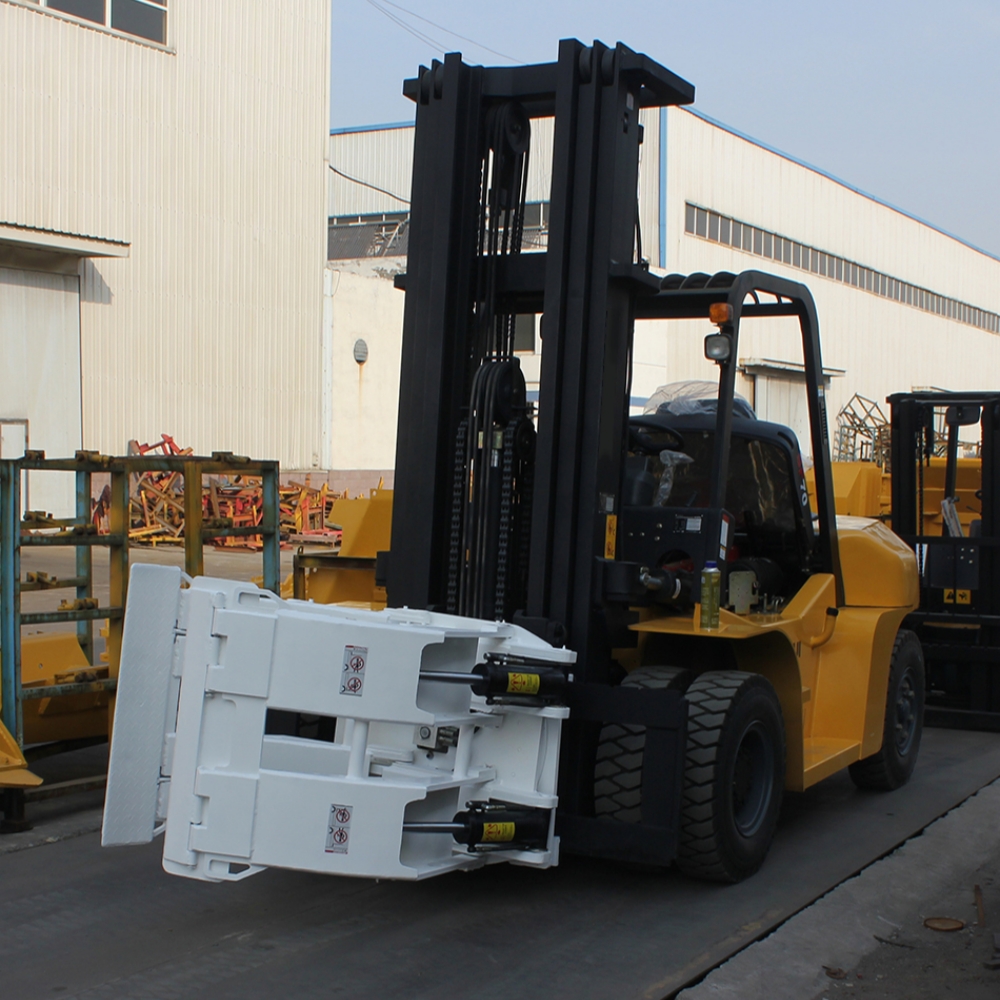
[622,412,815,600]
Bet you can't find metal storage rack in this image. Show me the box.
[1,451,280,830]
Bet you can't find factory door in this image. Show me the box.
[754,373,812,457]
[0,267,82,515]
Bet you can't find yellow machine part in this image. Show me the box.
[806,458,981,533]
[632,515,918,793]
[303,565,387,609]
[805,462,890,519]
[19,632,110,745]
[332,489,393,559]
[0,719,42,788]
[297,490,392,609]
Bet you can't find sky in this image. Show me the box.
[331,0,1000,258]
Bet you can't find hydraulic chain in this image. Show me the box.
[494,422,518,620]
[446,419,469,614]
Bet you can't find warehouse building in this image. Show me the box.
[1,0,331,512]
[327,107,1000,477]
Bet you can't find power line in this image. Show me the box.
[365,0,449,53]
[374,0,522,63]
[328,163,410,205]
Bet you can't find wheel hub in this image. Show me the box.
[731,721,775,838]
[894,669,918,756]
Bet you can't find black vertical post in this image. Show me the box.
[527,41,651,678]
[891,397,918,537]
[387,55,485,612]
[795,291,843,601]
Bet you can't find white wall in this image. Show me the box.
[0,267,81,513]
[325,99,1000,473]
[325,261,405,471]
[1,0,331,467]
[662,108,1000,427]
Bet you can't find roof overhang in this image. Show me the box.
[738,357,845,383]
[0,223,130,258]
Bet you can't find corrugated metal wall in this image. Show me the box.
[1,0,331,467]
[660,107,1000,427]
[322,102,1000,464]
[328,118,555,218]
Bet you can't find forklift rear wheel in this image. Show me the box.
[677,671,785,883]
[849,629,925,791]
[594,666,694,823]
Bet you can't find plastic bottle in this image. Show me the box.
[700,560,721,630]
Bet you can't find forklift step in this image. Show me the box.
[802,737,862,785]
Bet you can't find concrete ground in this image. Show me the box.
[1,730,998,999]
[678,778,1000,1000]
[5,547,1000,998]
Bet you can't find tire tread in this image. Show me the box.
[593,667,692,822]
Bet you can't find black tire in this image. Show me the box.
[593,666,693,823]
[677,671,786,883]
[849,629,924,791]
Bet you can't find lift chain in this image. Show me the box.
[446,419,469,614]
[494,421,518,620]
[515,427,535,603]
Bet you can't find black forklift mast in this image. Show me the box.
[389,38,694,658]
[889,391,1000,729]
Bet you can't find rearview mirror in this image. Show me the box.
[945,404,981,427]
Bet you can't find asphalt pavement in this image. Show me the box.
[2,728,998,999]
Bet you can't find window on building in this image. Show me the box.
[682,200,999,335]
[37,0,166,44]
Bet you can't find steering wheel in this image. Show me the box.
[628,418,685,454]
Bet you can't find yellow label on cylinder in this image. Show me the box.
[507,672,541,695]
[605,514,618,559]
[481,821,516,842]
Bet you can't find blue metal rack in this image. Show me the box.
[1,451,280,830]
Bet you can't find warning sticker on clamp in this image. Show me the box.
[481,821,516,843]
[326,803,353,854]
[506,671,541,695]
[340,645,368,696]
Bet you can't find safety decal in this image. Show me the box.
[944,588,972,605]
[326,803,353,854]
[506,672,540,695]
[604,514,618,560]
[481,821,516,843]
[341,645,368,696]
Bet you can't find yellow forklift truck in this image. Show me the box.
[104,39,923,885]
[380,41,924,882]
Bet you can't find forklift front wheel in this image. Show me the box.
[849,629,925,791]
[593,666,694,823]
[677,671,786,883]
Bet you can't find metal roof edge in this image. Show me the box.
[0,222,130,257]
[330,121,414,136]
[679,107,1000,265]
